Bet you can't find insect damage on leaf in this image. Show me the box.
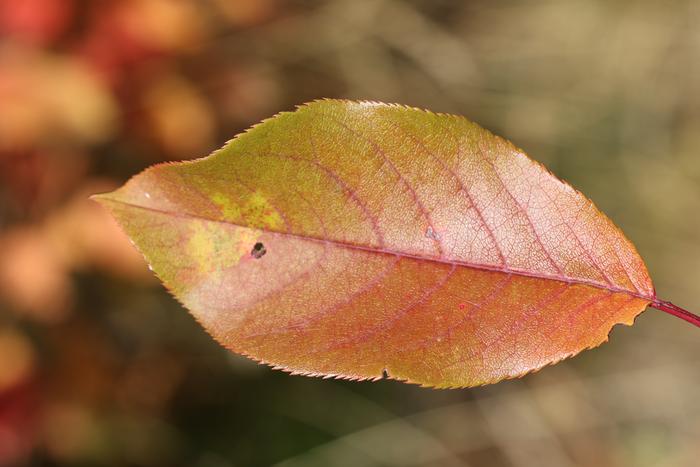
[93,99,699,389]
[251,242,266,259]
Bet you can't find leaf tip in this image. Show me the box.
[90,190,130,215]
[89,192,109,202]
[89,191,118,208]
[89,189,130,222]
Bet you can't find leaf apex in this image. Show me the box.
[89,191,114,204]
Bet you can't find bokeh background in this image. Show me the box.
[1,0,699,466]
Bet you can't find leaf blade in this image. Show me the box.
[95,99,654,388]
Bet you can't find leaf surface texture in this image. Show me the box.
[97,100,654,388]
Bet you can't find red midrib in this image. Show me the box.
[100,197,656,302]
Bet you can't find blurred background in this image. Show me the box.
[1,0,699,466]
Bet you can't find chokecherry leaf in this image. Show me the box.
[93,99,698,388]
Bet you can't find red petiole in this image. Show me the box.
[651,300,700,328]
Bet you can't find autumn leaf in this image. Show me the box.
[93,99,698,389]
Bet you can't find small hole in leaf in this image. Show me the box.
[251,242,266,259]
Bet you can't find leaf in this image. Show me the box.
[94,99,658,389]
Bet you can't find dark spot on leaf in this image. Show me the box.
[251,242,266,259]
[382,368,389,379]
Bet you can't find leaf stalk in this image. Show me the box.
[651,300,700,328]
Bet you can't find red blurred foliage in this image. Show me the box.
[0,330,39,466]
[78,0,205,86]
[0,381,38,466]
[0,0,73,45]
[0,0,285,463]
